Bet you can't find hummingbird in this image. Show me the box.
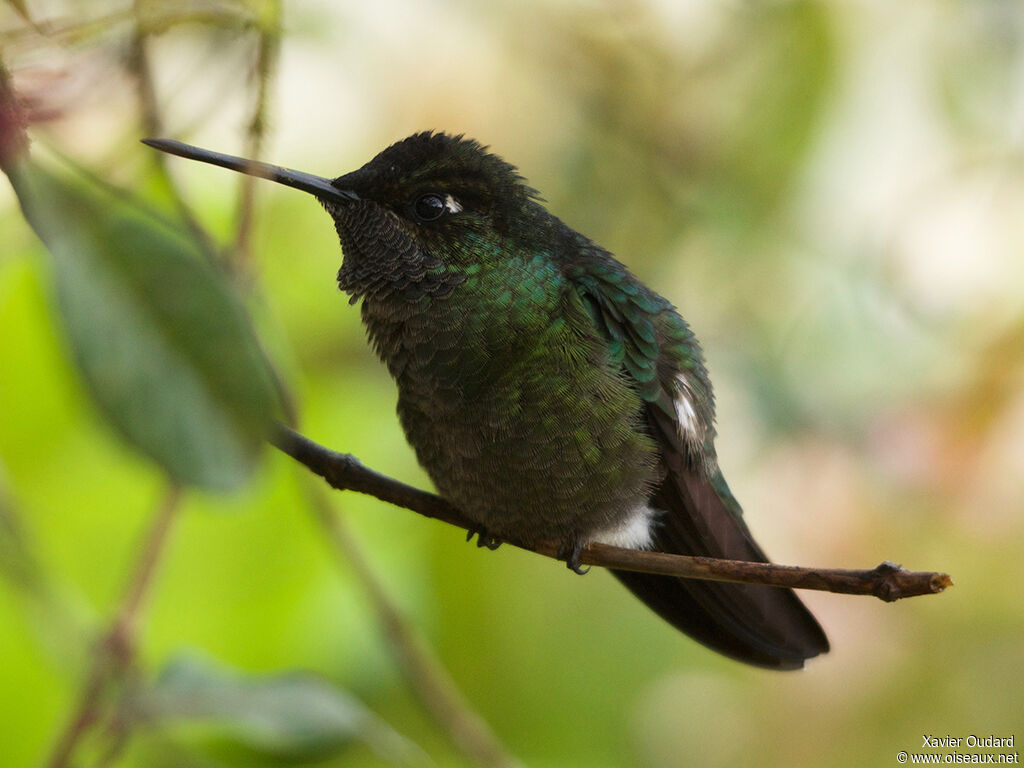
[144,132,828,669]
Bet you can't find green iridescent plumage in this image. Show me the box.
[146,131,828,669]
[322,133,826,668]
[325,133,709,546]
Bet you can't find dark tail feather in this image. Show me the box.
[612,467,829,670]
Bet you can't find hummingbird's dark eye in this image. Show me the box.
[414,193,446,222]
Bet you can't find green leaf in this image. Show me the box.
[5,160,278,490]
[131,654,426,764]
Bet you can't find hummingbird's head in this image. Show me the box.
[323,132,544,302]
[329,131,538,227]
[142,132,544,303]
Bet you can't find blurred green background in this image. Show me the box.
[1,0,1022,766]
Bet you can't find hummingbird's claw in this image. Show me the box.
[466,527,502,550]
[559,540,590,575]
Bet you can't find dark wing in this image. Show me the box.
[569,250,829,670]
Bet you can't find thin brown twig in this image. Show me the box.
[0,9,132,47]
[271,423,953,603]
[128,4,219,260]
[232,0,281,268]
[45,485,182,768]
[0,6,258,47]
[304,482,521,768]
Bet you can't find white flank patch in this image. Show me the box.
[674,375,702,444]
[444,194,463,213]
[590,505,656,550]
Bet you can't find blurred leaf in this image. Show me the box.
[130,654,427,765]
[4,159,278,491]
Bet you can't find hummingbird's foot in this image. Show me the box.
[558,540,590,575]
[466,527,502,551]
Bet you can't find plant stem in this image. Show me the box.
[233,0,281,268]
[45,484,182,768]
[305,484,522,768]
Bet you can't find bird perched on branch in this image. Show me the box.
[145,132,828,669]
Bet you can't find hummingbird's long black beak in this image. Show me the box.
[141,138,358,205]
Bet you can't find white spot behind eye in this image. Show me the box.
[444,194,463,213]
